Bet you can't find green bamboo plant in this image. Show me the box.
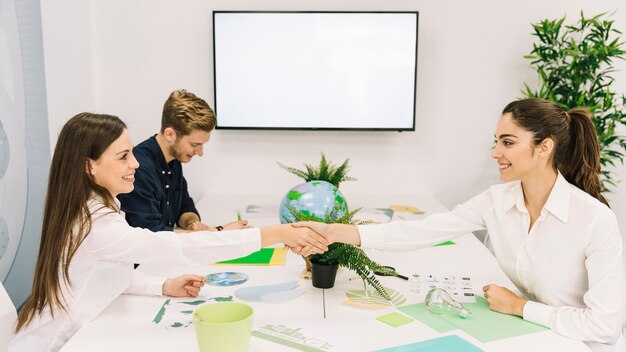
[523,11,626,191]
[283,205,395,300]
[278,153,356,188]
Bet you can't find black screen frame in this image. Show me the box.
[212,10,419,132]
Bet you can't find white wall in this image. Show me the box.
[41,0,626,242]
[40,0,95,134]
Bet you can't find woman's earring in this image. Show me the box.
[86,160,95,176]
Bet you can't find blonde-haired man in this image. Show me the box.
[118,89,247,232]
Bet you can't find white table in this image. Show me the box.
[60,195,590,352]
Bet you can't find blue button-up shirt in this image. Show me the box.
[118,135,199,231]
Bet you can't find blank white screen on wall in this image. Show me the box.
[213,12,418,130]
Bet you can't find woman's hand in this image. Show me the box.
[260,224,328,254]
[482,284,527,316]
[162,274,206,297]
[283,226,329,254]
[291,222,361,245]
[279,226,329,254]
[288,245,317,257]
[288,246,305,256]
[288,222,362,255]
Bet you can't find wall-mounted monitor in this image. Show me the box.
[212,11,418,131]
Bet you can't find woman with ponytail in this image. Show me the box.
[295,98,624,351]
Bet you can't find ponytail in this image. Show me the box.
[558,108,608,207]
[503,99,608,207]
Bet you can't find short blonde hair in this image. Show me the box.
[161,89,216,136]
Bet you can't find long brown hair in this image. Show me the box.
[502,98,608,206]
[16,113,127,331]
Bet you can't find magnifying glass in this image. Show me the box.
[373,266,409,280]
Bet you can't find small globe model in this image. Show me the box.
[279,181,348,224]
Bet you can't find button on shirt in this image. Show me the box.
[118,135,199,231]
[358,173,624,351]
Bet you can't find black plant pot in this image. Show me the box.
[310,261,339,289]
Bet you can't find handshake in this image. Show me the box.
[262,221,362,257]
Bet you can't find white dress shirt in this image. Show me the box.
[9,197,262,352]
[358,173,625,351]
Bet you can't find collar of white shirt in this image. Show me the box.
[502,172,571,223]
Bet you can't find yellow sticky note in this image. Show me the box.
[389,205,421,213]
[376,312,414,327]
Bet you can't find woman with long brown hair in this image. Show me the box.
[296,98,624,351]
[9,113,328,351]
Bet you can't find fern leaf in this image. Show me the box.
[328,158,351,186]
[277,162,310,181]
[285,205,323,222]
[314,244,391,300]
[318,153,329,181]
[341,175,357,182]
[304,163,318,180]
[279,153,355,186]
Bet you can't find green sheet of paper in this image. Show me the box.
[433,241,455,246]
[376,312,414,327]
[215,248,286,265]
[398,297,547,342]
[217,248,273,264]
[397,303,456,333]
[373,335,483,352]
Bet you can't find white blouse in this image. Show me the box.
[358,173,624,352]
[9,198,262,352]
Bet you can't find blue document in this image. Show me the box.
[373,335,483,352]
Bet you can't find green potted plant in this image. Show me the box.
[282,205,396,300]
[278,152,356,188]
[278,153,354,224]
[523,11,626,191]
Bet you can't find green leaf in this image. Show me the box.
[277,162,312,181]
[524,11,626,194]
[284,203,393,300]
[310,243,392,300]
[278,153,355,187]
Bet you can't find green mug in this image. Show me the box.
[192,302,254,352]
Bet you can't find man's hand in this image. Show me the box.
[188,221,211,231]
[482,284,527,316]
[221,220,250,230]
[162,274,206,297]
[179,212,208,231]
